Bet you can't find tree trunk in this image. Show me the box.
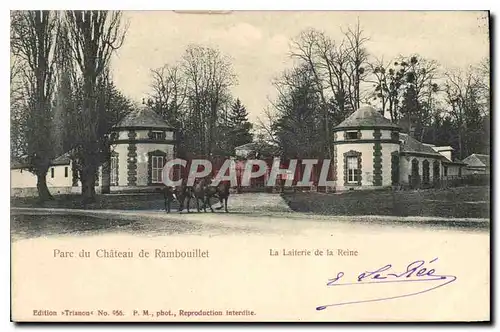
[458,127,463,160]
[81,164,97,205]
[420,127,426,143]
[36,168,53,202]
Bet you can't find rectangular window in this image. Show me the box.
[346,131,359,140]
[151,156,164,183]
[151,131,163,140]
[347,156,359,183]
[64,167,68,178]
[391,131,399,141]
[110,155,119,186]
[50,168,54,178]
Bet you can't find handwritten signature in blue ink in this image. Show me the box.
[316,258,457,310]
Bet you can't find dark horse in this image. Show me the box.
[192,178,212,212]
[206,180,230,213]
[192,177,230,213]
[164,177,231,213]
[163,182,194,213]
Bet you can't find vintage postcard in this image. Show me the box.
[10,10,490,322]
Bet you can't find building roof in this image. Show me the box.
[10,152,71,170]
[333,105,401,131]
[51,152,72,165]
[235,142,256,150]
[234,141,280,159]
[10,156,29,169]
[432,146,454,152]
[462,154,490,167]
[429,145,466,165]
[399,133,444,158]
[114,107,174,130]
[440,155,467,165]
[474,154,490,166]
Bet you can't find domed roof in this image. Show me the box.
[333,105,400,131]
[114,107,174,130]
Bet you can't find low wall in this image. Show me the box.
[11,186,102,198]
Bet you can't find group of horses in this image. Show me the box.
[163,177,231,213]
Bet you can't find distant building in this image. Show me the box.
[462,153,490,175]
[332,105,467,190]
[235,142,257,159]
[234,141,279,160]
[427,145,465,177]
[10,153,78,197]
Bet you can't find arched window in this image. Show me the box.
[422,160,430,185]
[433,161,440,182]
[391,151,400,185]
[411,159,419,176]
[411,159,420,188]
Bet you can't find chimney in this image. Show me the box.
[409,125,415,137]
[432,146,454,161]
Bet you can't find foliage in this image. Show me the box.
[226,99,253,151]
[63,10,128,202]
[266,19,489,162]
[148,45,237,159]
[10,10,60,200]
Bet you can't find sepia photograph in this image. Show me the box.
[9,10,490,322]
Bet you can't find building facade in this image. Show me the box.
[332,106,466,191]
[11,157,74,197]
[11,107,176,196]
[332,106,401,190]
[462,154,490,175]
[11,105,475,196]
[102,107,176,192]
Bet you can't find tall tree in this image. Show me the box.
[367,57,408,122]
[52,21,75,158]
[147,45,237,160]
[10,10,60,201]
[68,74,134,190]
[444,66,487,159]
[149,63,187,129]
[10,56,26,159]
[227,98,253,152]
[181,45,236,158]
[271,64,325,159]
[289,23,369,158]
[64,10,128,202]
[368,54,439,139]
[342,19,370,111]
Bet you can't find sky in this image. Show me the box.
[110,11,489,123]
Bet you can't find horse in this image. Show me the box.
[204,180,230,213]
[192,177,212,212]
[191,177,231,213]
[163,182,194,213]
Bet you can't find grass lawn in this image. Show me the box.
[11,192,173,211]
[11,186,490,219]
[281,186,490,219]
